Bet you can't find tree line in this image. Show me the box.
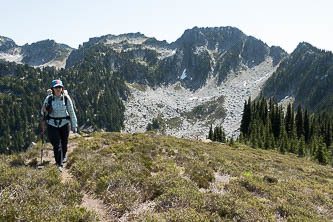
[238,97,332,165]
[208,97,333,165]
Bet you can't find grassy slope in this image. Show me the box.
[1,132,333,221]
[0,149,97,221]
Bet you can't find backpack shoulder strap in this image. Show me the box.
[64,94,68,106]
[48,95,53,106]
[46,95,53,120]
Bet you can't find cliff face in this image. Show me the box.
[21,39,73,67]
[0,37,73,68]
[65,27,286,90]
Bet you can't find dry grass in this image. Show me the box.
[1,132,333,221]
[68,132,333,221]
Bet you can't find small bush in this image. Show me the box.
[185,160,215,189]
[9,154,25,167]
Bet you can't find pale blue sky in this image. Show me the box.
[1,0,332,53]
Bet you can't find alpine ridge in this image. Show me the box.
[0,36,73,68]
[262,42,333,112]
[0,26,332,144]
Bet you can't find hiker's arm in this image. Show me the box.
[41,97,49,115]
[66,96,77,128]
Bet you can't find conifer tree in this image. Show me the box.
[316,142,328,165]
[310,117,318,142]
[304,109,311,143]
[223,96,333,164]
[264,125,271,149]
[296,104,304,139]
[240,98,252,136]
[285,103,295,139]
[213,127,218,142]
[222,129,227,143]
[228,137,235,147]
[215,126,223,142]
[238,132,244,143]
[298,136,305,157]
[208,124,213,140]
[272,105,283,139]
[324,123,332,148]
[279,134,287,154]
[289,138,298,154]
[250,133,257,148]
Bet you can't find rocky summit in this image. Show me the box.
[0,27,289,139]
[0,37,72,68]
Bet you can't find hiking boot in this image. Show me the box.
[63,157,67,163]
[58,166,63,172]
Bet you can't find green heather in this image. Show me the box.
[2,132,332,221]
[0,155,97,221]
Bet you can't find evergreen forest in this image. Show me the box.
[233,97,333,165]
[0,60,128,154]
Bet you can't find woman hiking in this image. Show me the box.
[41,79,77,172]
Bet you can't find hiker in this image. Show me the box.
[41,79,77,172]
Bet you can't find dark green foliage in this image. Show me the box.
[285,103,295,139]
[298,136,306,157]
[240,97,252,136]
[316,142,329,165]
[0,57,128,153]
[208,125,226,143]
[239,97,333,165]
[208,124,213,140]
[147,118,161,131]
[296,104,304,139]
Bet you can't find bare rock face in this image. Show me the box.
[122,57,278,139]
[0,36,23,63]
[0,36,17,52]
[21,40,72,67]
[0,37,72,69]
[72,27,285,139]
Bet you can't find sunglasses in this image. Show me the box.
[54,86,63,89]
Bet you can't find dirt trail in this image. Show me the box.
[42,133,113,221]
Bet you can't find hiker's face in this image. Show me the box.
[54,86,63,96]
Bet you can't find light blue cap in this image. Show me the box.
[52,79,63,88]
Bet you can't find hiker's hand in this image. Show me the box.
[43,106,47,113]
[72,127,77,133]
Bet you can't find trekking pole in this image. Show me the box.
[38,113,46,169]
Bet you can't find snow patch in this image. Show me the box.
[180,69,187,80]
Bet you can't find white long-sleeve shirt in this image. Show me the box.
[41,94,77,128]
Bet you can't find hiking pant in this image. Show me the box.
[47,123,70,166]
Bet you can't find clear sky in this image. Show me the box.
[1,0,332,53]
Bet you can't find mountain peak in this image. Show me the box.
[0,36,17,51]
[83,32,150,48]
[293,42,318,54]
[176,26,245,45]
